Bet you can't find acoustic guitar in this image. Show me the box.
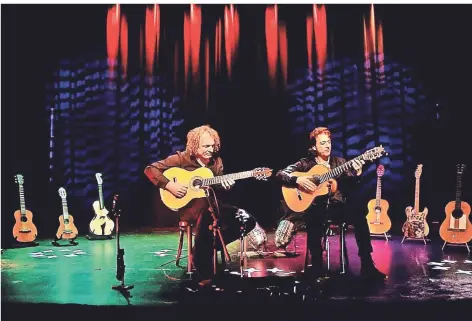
[12,174,38,243]
[366,164,392,235]
[402,165,429,239]
[282,146,387,213]
[89,173,115,236]
[56,187,79,240]
[439,164,472,245]
[160,167,273,210]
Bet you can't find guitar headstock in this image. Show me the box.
[457,164,466,174]
[376,164,385,177]
[14,174,24,185]
[252,167,273,180]
[362,145,388,162]
[58,187,67,199]
[95,173,103,185]
[415,164,423,179]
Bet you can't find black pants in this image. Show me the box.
[280,198,373,269]
[185,197,256,280]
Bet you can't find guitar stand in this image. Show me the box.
[370,233,391,241]
[86,234,114,241]
[205,188,231,276]
[52,237,78,247]
[442,241,470,253]
[401,235,428,245]
[10,240,40,249]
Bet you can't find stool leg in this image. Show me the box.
[340,223,347,274]
[187,225,192,273]
[326,238,330,271]
[304,233,310,272]
[176,228,185,266]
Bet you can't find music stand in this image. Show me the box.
[111,195,134,293]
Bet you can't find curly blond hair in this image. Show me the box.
[185,125,221,156]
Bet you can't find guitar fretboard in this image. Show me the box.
[414,177,420,213]
[61,197,69,219]
[202,171,253,186]
[316,155,364,184]
[375,176,382,207]
[98,184,104,210]
[455,172,463,210]
[18,184,26,215]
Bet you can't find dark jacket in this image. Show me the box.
[275,149,361,204]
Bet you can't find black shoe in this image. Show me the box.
[360,264,387,281]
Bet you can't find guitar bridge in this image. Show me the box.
[63,230,73,234]
[19,229,32,233]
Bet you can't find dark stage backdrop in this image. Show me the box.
[3,4,472,246]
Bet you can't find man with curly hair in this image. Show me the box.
[144,125,265,285]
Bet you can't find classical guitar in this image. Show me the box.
[12,174,38,242]
[89,173,115,236]
[402,165,429,238]
[160,167,273,210]
[282,146,387,213]
[56,187,79,240]
[439,164,472,245]
[366,164,392,235]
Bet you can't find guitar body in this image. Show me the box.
[89,201,115,236]
[366,199,392,234]
[281,165,338,213]
[12,210,38,243]
[160,167,214,210]
[440,201,472,244]
[402,206,430,238]
[56,214,79,240]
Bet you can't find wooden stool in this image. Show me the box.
[175,221,193,273]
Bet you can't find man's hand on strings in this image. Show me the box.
[352,159,365,176]
[296,176,317,192]
[221,178,235,190]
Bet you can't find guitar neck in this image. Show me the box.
[414,177,420,213]
[98,184,104,209]
[18,184,26,215]
[61,197,69,219]
[455,172,463,209]
[202,171,253,186]
[318,155,363,184]
[375,176,382,206]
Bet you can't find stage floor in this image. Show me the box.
[2,228,472,320]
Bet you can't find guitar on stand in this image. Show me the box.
[53,187,79,246]
[87,173,115,240]
[282,146,387,212]
[402,165,429,244]
[439,164,472,252]
[111,194,134,298]
[12,174,39,247]
[366,165,391,241]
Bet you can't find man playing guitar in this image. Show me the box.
[144,125,265,286]
[275,127,386,281]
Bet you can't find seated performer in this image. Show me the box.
[144,125,266,285]
[275,127,386,281]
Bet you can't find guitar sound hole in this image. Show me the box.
[192,179,203,188]
[20,216,28,222]
[452,209,463,219]
[374,206,382,212]
[311,176,321,185]
[64,219,69,224]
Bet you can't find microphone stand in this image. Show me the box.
[111,195,134,293]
